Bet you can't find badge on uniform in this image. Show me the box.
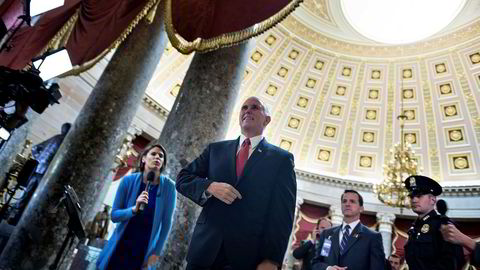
[320,238,332,257]
[421,224,430,233]
[409,177,416,187]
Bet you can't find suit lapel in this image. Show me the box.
[227,139,239,185]
[341,223,364,255]
[235,138,267,186]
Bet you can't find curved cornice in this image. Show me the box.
[279,16,480,59]
[296,169,480,197]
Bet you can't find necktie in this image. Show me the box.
[236,138,250,178]
[340,224,350,254]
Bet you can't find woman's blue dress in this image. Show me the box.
[106,182,158,270]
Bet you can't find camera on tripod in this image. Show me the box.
[0,65,61,139]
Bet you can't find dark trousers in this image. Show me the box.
[186,243,232,270]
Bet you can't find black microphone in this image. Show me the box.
[437,199,450,225]
[139,171,155,212]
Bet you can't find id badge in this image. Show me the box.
[320,238,332,257]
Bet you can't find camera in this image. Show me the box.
[0,66,61,134]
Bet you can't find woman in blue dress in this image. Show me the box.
[97,142,176,270]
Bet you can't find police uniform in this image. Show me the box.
[404,175,465,270]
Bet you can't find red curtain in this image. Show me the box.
[0,0,150,69]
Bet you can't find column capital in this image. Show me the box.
[376,212,396,225]
[329,205,343,226]
[296,196,304,208]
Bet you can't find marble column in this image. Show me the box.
[157,41,252,269]
[376,212,396,257]
[0,9,168,270]
[285,196,304,269]
[329,205,343,226]
[0,110,36,190]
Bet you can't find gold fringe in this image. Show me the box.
[164,0,304,54]
[33,0,160,77]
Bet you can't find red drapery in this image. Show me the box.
[0,0,151,69]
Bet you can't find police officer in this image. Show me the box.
[404,175,465,270]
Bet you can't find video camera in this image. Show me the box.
[0,66,61,140]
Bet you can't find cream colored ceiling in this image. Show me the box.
[146,0,480,185]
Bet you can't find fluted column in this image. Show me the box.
[285,196,304,269]
[376,212,396,257]
[0,8,168,270]
[157,41,252,269]
[329,205,343,226]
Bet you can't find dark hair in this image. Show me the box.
[389,254,404,263]
[341,189,364,206]
[316,217,333,228]
[135,141,167,174]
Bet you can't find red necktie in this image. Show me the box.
[236,138,250,178]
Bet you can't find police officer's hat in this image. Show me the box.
[404,175,442,196]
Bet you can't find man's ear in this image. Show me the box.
[264,116,271,126]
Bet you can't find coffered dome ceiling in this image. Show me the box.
[145,0,480,186]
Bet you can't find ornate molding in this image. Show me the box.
[142,95,169,118]
[295,169,480,196]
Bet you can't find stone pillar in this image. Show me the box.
[0,9,168,270]
[329,205,343,226]
[157,41,252,269]
[285,196,303,269]
[376,212,396,257]
[0,110,36,190]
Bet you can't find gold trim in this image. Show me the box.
[38,0,160,77]
[164,0,304,54]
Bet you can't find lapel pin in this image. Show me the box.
[353,234,359,238]
[258,149,262,153]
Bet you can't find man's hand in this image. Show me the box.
[206,182,242,204]
[326,266,348,270]
[256,260,278,270]
[440,224,476,251]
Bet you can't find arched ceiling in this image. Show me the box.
[146,0,480,186]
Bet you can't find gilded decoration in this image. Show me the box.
[403,109,416,121]
[447,128,464,143]
[452,156,470,170]
[435,63,447,74]
[251,51,263,63]
[330,105,342,116]
[403,69,413,79]
[315,60,325,71]
[324,126,337,138]
[266,84,278,96]
[288,117,301,129]
[289,49,300,60]
[265,35,277,46]
[359,155,373,168]
[306,78,317,88]
[170,84,181,97]
[365,109,377,121]
[336,85,347,96]
[317,149,332,162]
[164,0,303,54]
[279,15,480,58]
[469,52,480,64]
[404,132,417,145]
[403,89,415,100]
[341,67,352,77]
[362,131,375,143]
[368,89,380,100]
[277,67,289,78]
[443,105,458,118]
[371,70,381,80]
[280,139,293,151]
[297,96,309,108]
[439,83,453,95]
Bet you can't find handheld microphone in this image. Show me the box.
[139,171,155,212]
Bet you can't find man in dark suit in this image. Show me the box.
[177,96,297,270]
[312,190,385,270]
[293,217,332,270]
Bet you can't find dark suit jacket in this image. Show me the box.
[176,138,297,269]
[293,240,316,270]
[311,223,386,270]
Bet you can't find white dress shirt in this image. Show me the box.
[238,134,264,158]
[338,219,360,245]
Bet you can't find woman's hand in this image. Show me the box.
[133,191,149,213]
